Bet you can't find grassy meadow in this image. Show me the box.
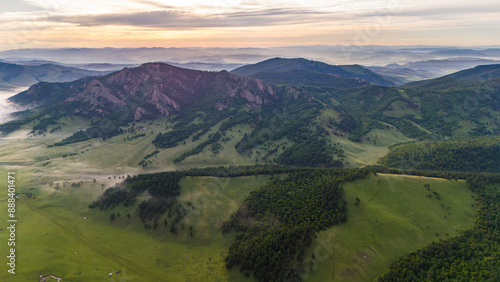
[0,170,271,281]
[307,173,476,282]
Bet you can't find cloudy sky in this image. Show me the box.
[1,0,499,50]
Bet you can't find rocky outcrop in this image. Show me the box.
[133,107,148,121]
[66,80,127,108]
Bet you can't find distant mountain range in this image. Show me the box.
[2,46,500,70]
[0,62,108,90]
[369,58,500,84]
[3,47,500,88]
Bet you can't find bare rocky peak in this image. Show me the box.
[57,62,278,120]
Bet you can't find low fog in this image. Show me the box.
[0,88,28,124]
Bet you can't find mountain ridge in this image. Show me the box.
[0,61,108,90]
[231,57,399,86]
[10,62,278,121]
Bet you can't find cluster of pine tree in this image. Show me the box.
[221,169,369,281]
[88,166,296,220]
[276,137,343,167]
[89,172,183,218]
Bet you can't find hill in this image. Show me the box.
[307,173,477,281]
[10,63,277,119]
[0,165,482,281]
[379,136,500,172]
[231,57,399,87]
[0,62,107,90]
[446,64,500,81]
[367,66,437,85]
[402,64,500,136]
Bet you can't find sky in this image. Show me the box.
[1,0,499,51]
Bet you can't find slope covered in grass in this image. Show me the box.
[306,173,476,282]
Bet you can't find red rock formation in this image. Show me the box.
[55,63,278,120]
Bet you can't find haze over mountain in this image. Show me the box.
[0,61,108,90]
[2,46,500,79]
[369,58,500,84]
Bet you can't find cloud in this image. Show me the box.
[45,8,339,29]
[356,3,500,19]
[41,2,499,32]
[2,0,499,49]
[130,0,176,10]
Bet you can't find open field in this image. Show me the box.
[307,173,476,282]
[0,118,260,180]
[0,169,271,281]
[332,128,414,167]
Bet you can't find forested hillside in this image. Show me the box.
[379,136,500,172]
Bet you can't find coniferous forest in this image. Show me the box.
[222,169,368,281]
[379,136,500,172]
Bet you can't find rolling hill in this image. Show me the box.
[402,64,500,136]
[379,136,500,172]
[0,62,107,90]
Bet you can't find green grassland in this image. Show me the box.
[0,170,271,281]
[316,108,415,167]
[0,118,261,179]
[331,128,414,167]
[307,173,476,282]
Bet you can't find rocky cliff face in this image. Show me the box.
[16,63,278,120]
